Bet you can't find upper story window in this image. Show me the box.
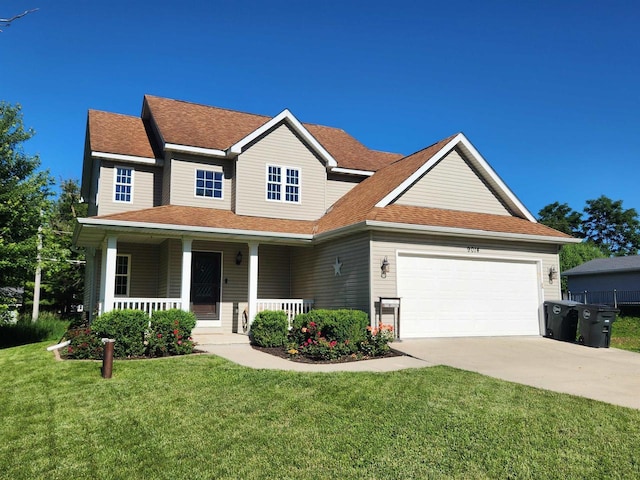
[267,165,300,203]
[195,169,223,199]
[114,167,133,203]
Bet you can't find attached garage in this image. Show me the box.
[397,252,542,338]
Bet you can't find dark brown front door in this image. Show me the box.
[191,252,221,321]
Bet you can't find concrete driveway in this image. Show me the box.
[392,336,640,410]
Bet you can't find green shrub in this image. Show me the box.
[63,327,104,359]
[291,309,369,350]
[359,323,395,357]
[249,310,289,347]
[147,309,197,356]
[91,309,148,358]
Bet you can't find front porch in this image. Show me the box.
[88,235,315,334]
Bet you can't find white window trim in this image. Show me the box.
[194,168,224,200]
[265,164,301,204]
[113,166,134,203]
[114,254,131,297]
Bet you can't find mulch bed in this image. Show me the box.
[251,345,405,364]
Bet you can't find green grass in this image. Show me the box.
[1,342,639,479]
[0,313,69,349]
[611,316,640,352]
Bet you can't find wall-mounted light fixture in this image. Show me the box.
[236,251,243,265]
[381,257,390,277]
[548,266,558,283]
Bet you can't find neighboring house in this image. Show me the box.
[563,256,640,306]
[73,95,577,339]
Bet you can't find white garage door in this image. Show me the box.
[397,253,541,338]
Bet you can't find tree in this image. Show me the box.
[0,102,54,288]
[538,202,582,236]
[581,195,640,256]
[0,8,38,32]
[40,179,87,313]
[559,242,607,292]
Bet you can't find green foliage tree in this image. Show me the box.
[559,242,607,292]
[40,179,87,312]
[581,195,640,256]
[537,202,582,236]
[0,102,53,288]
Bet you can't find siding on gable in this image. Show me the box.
[326,173,362,210]
[97,161,162,216]
[291,233,370,313]
[394,148,511,215]
[168,155,233,210]
[235,123,327,220]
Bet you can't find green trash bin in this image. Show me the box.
[575,304,619,348]
[543,300,579,342]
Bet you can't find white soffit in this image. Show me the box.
[330,167,374,177]
[229,109,338,168]
[374,133,537,222]
[92,151,163,166]
[164,143,228,158]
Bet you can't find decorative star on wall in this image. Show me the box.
[333,257,342,276]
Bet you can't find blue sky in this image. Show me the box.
[1,0,639,217]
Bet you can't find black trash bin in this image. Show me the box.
[575,304,619,348]
[543,300,579,342]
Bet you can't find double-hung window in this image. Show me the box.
[114,167,133,202]
[195,169,223,199]
[266,165,300,203]
[114,254,130,296]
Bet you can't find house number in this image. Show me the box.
[467,247,480,253]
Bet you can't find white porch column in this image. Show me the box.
[101,236,118,314]
[180,238,193,312]
[247,242,259,326]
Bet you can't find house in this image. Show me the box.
[73,95,578,339]
[563,255,640,307]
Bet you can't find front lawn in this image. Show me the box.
[1,342,639,479]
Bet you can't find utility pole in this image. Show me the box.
[32,224,43,322]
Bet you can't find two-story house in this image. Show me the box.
[74,95,578,340]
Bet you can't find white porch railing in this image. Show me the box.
[109,298,183,317]
[257,298,314,325]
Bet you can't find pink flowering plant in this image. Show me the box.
[359,323,395,357]
[63,327,104,359]
[293,321,352,360]
[146,309,196,356]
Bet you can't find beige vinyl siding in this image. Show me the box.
[257,245,291,298]
[168,156,233,210]
[326,173,362,209]
[370,231,561,323]
[83,248,97,320]
[291,233,370,313]
[395,148,511,215]
[235,123,327,220]
[117,243,160,298]
[158,240,169,296]
[88,157,100,216]
[97,162,162,216]
[162,153,171,205]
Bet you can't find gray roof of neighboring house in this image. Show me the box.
[562,255,640,276]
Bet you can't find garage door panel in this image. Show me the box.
[397,254,540,338]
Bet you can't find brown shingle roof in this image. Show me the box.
[88,110,156,159]
[143,95,402,171]
[315,135,458,233]
[369,205,572,238]
[97,205,315,235]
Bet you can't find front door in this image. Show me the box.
[191,252,221,322]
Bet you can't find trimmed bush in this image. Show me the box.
[249,310,289,347]
[291,309,369,347]
[147,309,197,356]
[91,309,148,358]
[64,327,104,359]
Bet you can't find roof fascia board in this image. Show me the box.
[330,167,374,177]
[164,143,228,158]
[229,109,338,168]
[375,134,463,208]
[374,133,537,222]
[92,151,163,166]
[365,220,581,245]
[77,217,314,242]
